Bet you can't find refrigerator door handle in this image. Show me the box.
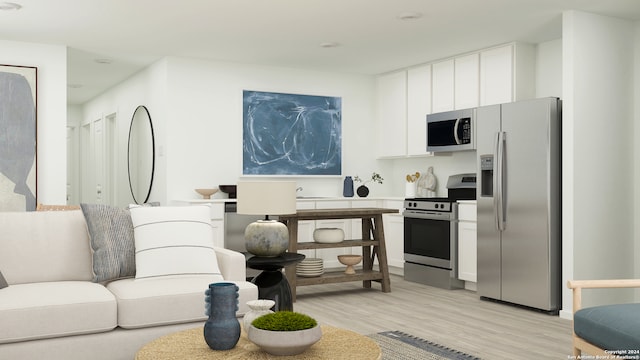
[453,117,461,144]
[495,131,507,231]
[493,132,501,230]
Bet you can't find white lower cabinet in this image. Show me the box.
[457,201,477,283]
[295,201,316,260]
[295,199,402,271]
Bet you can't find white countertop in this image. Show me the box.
[174,196,405,204]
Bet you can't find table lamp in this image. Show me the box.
[237,181,297,257]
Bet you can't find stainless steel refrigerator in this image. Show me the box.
[476,97,561,313]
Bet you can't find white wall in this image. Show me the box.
[81,60,168,206]
[162,57,378,202]
[562,11,636,315]
[83,57,379,204]
[0,40,67,206]
[536,39,562,98]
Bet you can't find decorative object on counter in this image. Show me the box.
[242,299,275,334]
[247,311,322,356]
[296,258,324,277]
[195,188,218,199]
[337,254,363,275]
[354,172,383,198]
[342,176,354,197]
[203,282,241,351]
[218,185,237,199]
[405,172,420,198]
[237,181,297,257]
[416,166,437,197]
[312,227,344,243]
[424,166,437,197]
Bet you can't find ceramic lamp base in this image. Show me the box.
[245,220,289,257]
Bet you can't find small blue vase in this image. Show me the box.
[343,176,354,197]
[203,282,241,350]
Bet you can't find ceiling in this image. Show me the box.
[1,0,639,105]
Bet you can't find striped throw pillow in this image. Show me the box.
[81,203,136,282]
[130,205,222,280]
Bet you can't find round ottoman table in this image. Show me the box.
[135,325,381,360]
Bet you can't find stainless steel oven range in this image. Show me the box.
[403,173,476,289]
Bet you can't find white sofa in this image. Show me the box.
[0,208,258,360]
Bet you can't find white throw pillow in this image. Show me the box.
[130,205,223,280]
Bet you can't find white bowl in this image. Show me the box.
[313,228,344,243]
[248,325,322,356]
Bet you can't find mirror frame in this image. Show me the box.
[127,105,156,204]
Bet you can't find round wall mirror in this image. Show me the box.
[128,105,155,204]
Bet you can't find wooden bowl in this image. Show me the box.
[195,188,218,199]
[337,255,362,275]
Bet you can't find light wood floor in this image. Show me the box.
[293,274,573,360]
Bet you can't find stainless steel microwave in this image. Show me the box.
[426,108,476,152]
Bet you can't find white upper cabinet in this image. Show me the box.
[431,59,455,113]
[454,53,479,110]
[480,43,535,106]
[376,42,535,158]
[376,70,407,157]
[406,64,431,156]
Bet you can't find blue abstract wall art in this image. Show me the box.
[0,65,37,211]
[243,90,342,176]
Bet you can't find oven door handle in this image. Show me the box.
[403,211,452,221]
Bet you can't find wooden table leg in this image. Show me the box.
[362,217,373,289]
[373,214,391,292]
[285,219,299,302]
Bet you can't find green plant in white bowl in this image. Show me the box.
[248,311,322,355]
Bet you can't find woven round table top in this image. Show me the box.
[135,324,381,360]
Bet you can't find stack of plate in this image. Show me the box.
[296,258,324,278]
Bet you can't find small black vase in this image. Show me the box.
[356,185,369,197]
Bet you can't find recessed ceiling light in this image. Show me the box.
[0,2,22,11]
[397,12,423,21]
[320,42,340,48]
[94,58,113,64]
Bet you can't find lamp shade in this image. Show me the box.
[237,181,297,216]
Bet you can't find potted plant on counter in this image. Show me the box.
[247,311,322,355]
[353,172,384,197]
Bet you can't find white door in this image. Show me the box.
[80,115,116,205]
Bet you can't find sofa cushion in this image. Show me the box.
[130,205,222,279]
[0,210,93,284]
[0,281,117,344]
[80,203,136,282]
[574,303,640,351]
[107,276,258,329]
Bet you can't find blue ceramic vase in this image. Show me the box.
[343,176,354,197]
[203,282,241,350]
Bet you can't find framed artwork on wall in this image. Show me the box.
[0,64,37,211]
[242,90,342,176]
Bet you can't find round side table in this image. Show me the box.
[247,252,305,311]
[135,325,381,360]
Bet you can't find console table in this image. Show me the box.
[279,208,398,301]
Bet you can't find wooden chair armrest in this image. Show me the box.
[567,279,640,313]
